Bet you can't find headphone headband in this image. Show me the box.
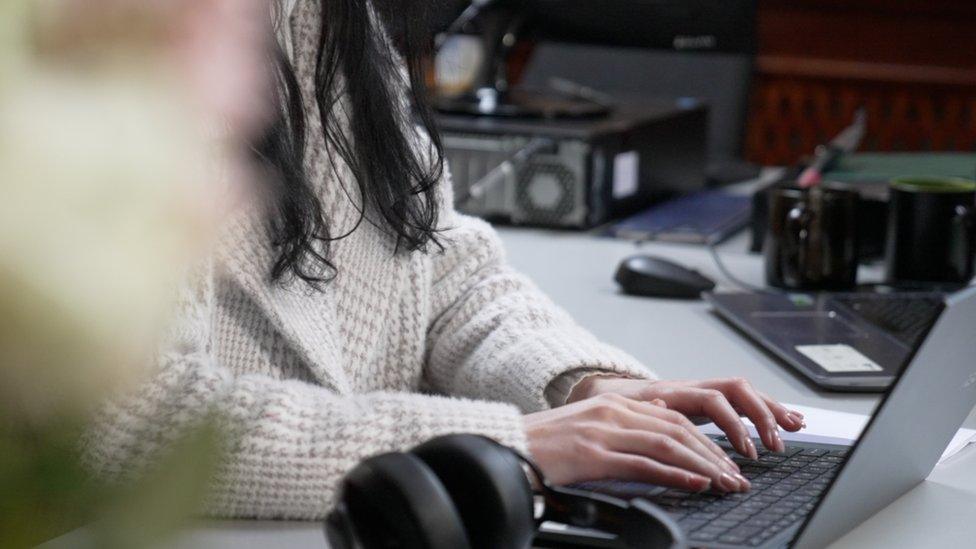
[481,436,685,548]
[327,434,687,549]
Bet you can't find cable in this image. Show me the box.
[455,136,555,206]
[547,77,616,110]
[705,237,782,295]
[434,0,499,52]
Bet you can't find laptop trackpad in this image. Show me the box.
[750,311,865,341]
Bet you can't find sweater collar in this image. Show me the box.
[215,206,351,393]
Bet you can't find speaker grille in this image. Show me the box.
[516,162,577,225]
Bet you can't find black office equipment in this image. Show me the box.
[829,293,944,349]
[564,287,976,548]
[517,0,758,178]
[432,0,748,227]
[614,255,716,300]
[439,100,707,228]
[577,435,851,547]
[325,434,686,549]
[705,291,945,392]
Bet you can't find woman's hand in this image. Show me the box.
[524,393,751,493]
[568,377,806,459]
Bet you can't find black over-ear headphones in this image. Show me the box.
[325,434,687,549]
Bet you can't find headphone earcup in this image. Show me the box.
[413,435,536,549]
[328,452,472,549]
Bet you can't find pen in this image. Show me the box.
[798,109,867,188]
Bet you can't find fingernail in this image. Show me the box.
[790,409,805,419]
[788,412,804,428]
[735,473,751,490]
[742,436,758,459]
[718,473,740,492]
[724,455,740,471]
[766,428,784,452]
[690,475,712,492]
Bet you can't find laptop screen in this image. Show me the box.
[791,287,976,548]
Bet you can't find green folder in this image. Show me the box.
[826,153,976,183]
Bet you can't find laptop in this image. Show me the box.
[537,286,976,548]
[704,290,948,391]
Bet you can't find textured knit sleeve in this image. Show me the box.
[424,192,655,414]
[82,264,527,520]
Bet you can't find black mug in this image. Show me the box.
[885,176,976,288]
[764,185,860,291]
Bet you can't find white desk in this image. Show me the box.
[47,228,976,548]
[498,227,976,548]
[501,227,976,422]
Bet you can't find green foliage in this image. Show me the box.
[94,421,222,549]
[0,417,221,549]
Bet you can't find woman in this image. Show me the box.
[85,0,804,518]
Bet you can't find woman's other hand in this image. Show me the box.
[568,377,806,459]
[524,394,750,493]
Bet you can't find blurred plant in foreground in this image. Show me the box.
[0,0,265,546]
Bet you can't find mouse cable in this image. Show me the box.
[705,236,783,296]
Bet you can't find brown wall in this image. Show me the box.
[747,0,976,164]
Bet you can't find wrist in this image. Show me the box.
[566,373,623,403]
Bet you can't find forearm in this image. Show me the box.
[202,389,526,519]
[426,217,651,412]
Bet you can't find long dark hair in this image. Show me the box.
[253,0,444,286]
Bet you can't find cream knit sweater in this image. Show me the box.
[82,0,652,520]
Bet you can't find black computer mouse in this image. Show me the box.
[614,254,716,299]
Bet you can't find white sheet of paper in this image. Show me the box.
[795,344,883,373]
[698,403,976,465]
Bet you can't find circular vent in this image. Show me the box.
[516,163,576,225]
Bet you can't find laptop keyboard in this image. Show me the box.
[832,294,942,348]
[576,436,848,547]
